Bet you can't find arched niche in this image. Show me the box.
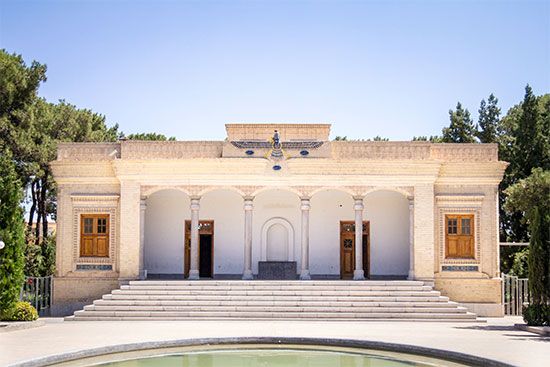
[261,217,294,262]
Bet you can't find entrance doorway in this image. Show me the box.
[184,220,214,278]
[340,221,370,279]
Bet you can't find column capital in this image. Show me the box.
[243,195,255,202]
[244,200,254,211]
[354,199,364,211]
[190,196,201,210]
[300,198,311,210]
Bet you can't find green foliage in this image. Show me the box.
[509,248,529,278]
[499,88,550,242]
[505,168,550,305]
[0,301,38,321]
[412,135,443,142]
[333,136,348,141]
[476,94,501,143]
[369,136,389,141]
[0,150,26,314]
[126,132,176,141]
[522,304,550,326]
[442,102,477,143]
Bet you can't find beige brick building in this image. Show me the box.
[50,124,507,316]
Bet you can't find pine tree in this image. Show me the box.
[477,94,501,143]
[442,102,477,143]
[0,150,26,317]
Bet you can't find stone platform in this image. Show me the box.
[66,280,477,321]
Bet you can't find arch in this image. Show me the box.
[261,217,294,262]
[363,186,412,199]
[252,186,302,198]
[198,186,246,197]
[309,186,355,199]
[144,189,190,275]
[141,185,191,198]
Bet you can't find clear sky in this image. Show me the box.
[1,0,549,140]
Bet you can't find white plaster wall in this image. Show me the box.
[144,190,190,274]
[310,190,355,275]
[252,190,301,274]
[364,190,410,276]
[200,190,244,274]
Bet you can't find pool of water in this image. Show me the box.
[66,345,468,367]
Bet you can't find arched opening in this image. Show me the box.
[364,190,410,278]
[310,189,355,278]
[144,189,190,276]
[199,189,244,277]
[253,189,300,274]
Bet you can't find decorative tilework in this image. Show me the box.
[76,264,113,271]
[442,265,479,272]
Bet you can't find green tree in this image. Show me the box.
[442,102,477,143]
[0,150,26,317]
[505,168,550,305]
[412,135,443,142]
[499,87,550,243]
[476,94,501,143]
[125,132,176,141]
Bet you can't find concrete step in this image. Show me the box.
[121,285,433,291]
[128,280,426,286]
[103,294,450,302]
[67,280,475,321]
[93,299,458,307]
[110,290,442,297]
[72,310,476,319]
[83,304,469,313]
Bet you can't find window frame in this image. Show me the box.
[79,214,110,258]
[445,214,475,259]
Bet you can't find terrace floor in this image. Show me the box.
[0,316,548,367]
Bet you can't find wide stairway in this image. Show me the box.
[66,280,477,321]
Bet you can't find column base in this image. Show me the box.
[299,270,311,280]
[407,270,415,280]
[353,270,365,280]
[187,270,200,280]
[242,270,254,280]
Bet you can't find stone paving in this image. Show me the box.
[0,316,548,367]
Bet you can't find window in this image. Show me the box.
[445,214,474,259]
[80,214,110,257]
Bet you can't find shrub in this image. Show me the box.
[1,301,39,321]
[523,304,550,326]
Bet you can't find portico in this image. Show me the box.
[50,123,507,316]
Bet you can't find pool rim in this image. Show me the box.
[7,337,515,367]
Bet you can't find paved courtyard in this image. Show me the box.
[0,316,548,366]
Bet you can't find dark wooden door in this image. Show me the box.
[184,220,214,278]
[340,221,370,279]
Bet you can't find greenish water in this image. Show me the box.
[96,348,456,367]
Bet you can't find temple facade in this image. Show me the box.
[50,124,507,316]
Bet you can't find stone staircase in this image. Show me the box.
[66,280,478,321]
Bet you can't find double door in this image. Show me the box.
[340,221,370,279]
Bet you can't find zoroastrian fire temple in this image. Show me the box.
[50,123,507,316]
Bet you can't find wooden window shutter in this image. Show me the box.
[445,214,474,259]
[80,214,110,257]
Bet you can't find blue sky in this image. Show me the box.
[1,0,549,140]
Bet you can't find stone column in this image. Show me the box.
[188,196,201,280]
[139,197,147,280]
[242,197,254,280]
[353,197,365,280]
[407,197,415,280]
[300,197,311,280]
[119,180,141,280]
[413,184,435,281]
